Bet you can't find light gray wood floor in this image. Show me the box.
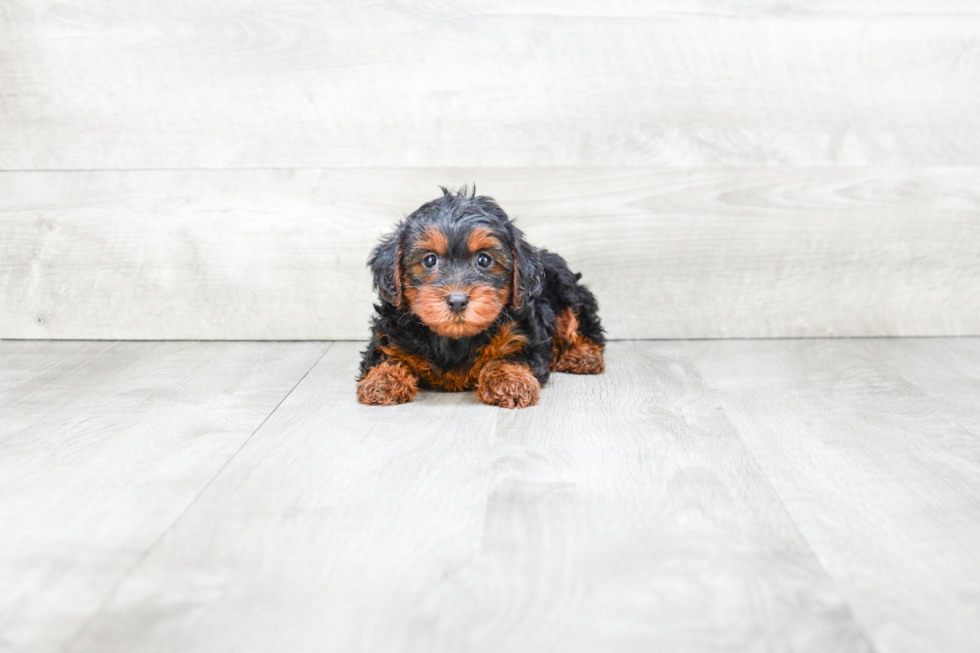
[2,339,978,653]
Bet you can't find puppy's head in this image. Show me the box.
[369,187,541,339]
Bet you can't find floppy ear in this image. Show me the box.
[368,232,403,307]
[510,237,542,310]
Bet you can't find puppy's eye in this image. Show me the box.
[422,253,438,269]
[476,253,493,269]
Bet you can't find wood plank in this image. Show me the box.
[3,1,980,169]
[863,338,980,437]
[64,342,504,652]
[686,338,980,653]
[409,341,873,651]
[0,340,328,653]
[66,342,872,653]
[2,168,979,340]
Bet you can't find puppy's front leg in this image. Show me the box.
[357,359,418,406]
[475,360,541,409]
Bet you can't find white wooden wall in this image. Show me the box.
[2,1,978,339]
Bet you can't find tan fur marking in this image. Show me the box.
[467,227,501,254]
[356,360,418,405]
[417,226,448,256]
[551,308,605,374]
[376,346,441,388]
[553,340,605,374]
[475,360,540,408]
[406,282,504,339]
[472,321,527,368]
[380,322,527,392]
[402,281,418,307]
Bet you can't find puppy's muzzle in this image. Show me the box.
[446,291,469,314]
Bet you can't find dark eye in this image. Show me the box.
[476,253,493,269]
[422,253,438,268]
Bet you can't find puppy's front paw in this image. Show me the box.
[553,342,605,375]
[357,360,418,406]
[475,361,540,409]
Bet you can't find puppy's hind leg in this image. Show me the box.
[550,308,605,374]
[537,250,605,374]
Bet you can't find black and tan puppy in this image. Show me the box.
[357,187,604,408]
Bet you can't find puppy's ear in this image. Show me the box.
[368,232,403,307]
[510,237,542,310]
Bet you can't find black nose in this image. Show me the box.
[446,292,469,314]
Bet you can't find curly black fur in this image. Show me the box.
[359,187,604,390]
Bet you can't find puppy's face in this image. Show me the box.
[401,220,512,339]
[369,189,542,340]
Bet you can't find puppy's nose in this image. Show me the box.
[446,291,470,314]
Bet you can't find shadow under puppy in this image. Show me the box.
[358,187,604,409]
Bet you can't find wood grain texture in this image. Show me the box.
[3,167,979,340]
[687,339,980,653]
[3,1,980,169]
[0,340,327,653]
[862,338,980,438]
[414,341,872,652]
[65,342,872,653]
[63,343,505,653]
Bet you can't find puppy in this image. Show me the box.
[357,187,604,408]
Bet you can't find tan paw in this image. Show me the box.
[356,361,418,405]
[553,342,605,375]
[475,361,541,409]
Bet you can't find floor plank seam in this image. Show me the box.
[58,342,334,652]
[688,356,882,653]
